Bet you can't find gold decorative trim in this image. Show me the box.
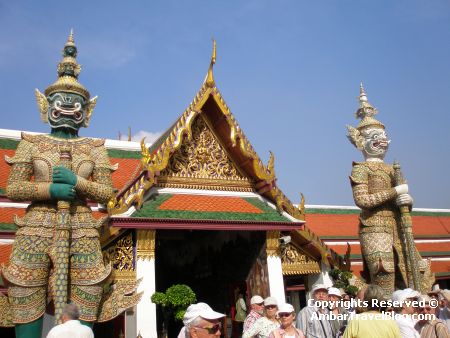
[103,232,135,280]
[282,264,321,275]
[113,270,138,280]
[157,178,254,192]
[136,230,156,261]
[281,243,321,275]
[266,230,280,257]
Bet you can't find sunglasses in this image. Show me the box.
[265,305,277,309]
[255,302,264,306]
[278,312,293,318]
[195,323,221,334]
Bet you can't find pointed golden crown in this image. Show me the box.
[347,84,385,150]
[44,30,90,99]
[355,83,384,130]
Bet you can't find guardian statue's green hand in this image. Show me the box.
[49,183,76,201]
[52,166,78,186]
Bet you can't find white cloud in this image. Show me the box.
[131,130,163,144]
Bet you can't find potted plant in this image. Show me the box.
[151,284,196,338]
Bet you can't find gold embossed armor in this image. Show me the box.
[350,161,407,294]
[2,133,115,323]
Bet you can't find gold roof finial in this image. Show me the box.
[205,38,216,87]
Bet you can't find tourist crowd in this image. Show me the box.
[233,283,450,338]
[162,282,450,338]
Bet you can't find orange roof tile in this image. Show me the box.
[305,214,359,237]
[158,195,263,213]
[326,241,450,257]
[0,208,26,224]
[306,213,450,238]
[350,263,364,276]
[0,244,12,265]
[431,260,450,274]
[352,260,450,276]
[411,216,450,236]
[327,244,362,256]
[111,158,141,190]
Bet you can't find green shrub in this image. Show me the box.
[330,268,357,296]
[151,284,196,322]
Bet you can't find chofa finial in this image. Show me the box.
[205,38,216,87]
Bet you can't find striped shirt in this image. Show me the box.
[244,310,263,332]
[296,306,334,338]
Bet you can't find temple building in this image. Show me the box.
[0,43,449,338]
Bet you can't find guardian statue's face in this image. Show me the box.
[47,92,87,131]
[361,127,390,160]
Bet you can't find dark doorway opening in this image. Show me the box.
[155,230,266,337]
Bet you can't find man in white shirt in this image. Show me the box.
[46,303,94,338]
[296,284,334,338]
[391,288,420,338]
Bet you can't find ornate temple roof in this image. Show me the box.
[108,42,305,223]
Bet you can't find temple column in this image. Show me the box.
[266,231,286,304]
[135,230,157,338]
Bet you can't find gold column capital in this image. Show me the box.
[136,229,156,261]
[266,230,280,257]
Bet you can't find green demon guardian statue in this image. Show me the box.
[0,32,141,337]
[347,84,434,296]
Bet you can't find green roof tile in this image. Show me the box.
[131,194,292,222]
[0,223,17,232]
[0,138,19,150]
[107,149,141,159]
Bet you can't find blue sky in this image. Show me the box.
[1,1,449,208]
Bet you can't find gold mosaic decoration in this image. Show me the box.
[103,232,135,280]
[0,293,14,327]
[99,231,143,322]
[266,230,280,257]
[136,229,156,261]
[158,115,252,190]
[281,243,321,275]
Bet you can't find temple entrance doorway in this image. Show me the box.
[155,229,266,337]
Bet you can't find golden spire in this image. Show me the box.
[205,38,216,87]
[359,82,368,103]
[66,28,75,47]
[354,83,384,130]
[43,29,89,99]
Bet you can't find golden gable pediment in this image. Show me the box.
[281,243,321,275]
[157,114,253,191]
